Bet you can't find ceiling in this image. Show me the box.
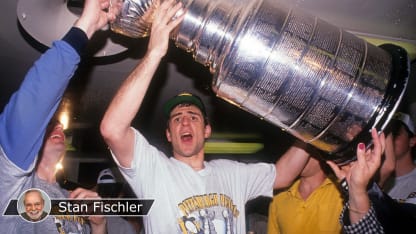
[1,0,415,183]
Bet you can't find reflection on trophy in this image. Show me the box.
[109,0,410,163]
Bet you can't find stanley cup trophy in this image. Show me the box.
[110,0,410,164]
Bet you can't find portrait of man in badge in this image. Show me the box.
[18,188,51,223]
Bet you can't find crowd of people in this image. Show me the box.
[0,0,415,233]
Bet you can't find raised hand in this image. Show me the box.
[75,0,118,38]
[146,0,186,59]
[327,128,385,189]
[327,128,386,222]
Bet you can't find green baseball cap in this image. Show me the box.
[163,92,207,118]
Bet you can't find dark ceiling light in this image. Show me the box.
[16,0,128,57]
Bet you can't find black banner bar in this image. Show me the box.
[3,199,154,216]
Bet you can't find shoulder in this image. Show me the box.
[207,159,269,168]
[207,159,275,173]
[207,159,242,166]
[208,159,273,166]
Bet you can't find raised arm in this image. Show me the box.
[100,0,185,168]
[0,0,115,170]
[327,128,386,230]
[347,129,384,223]
[273,140,309,189]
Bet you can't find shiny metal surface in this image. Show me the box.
[110,0,154,37]
[110,0,409,163]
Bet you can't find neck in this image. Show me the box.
[190,164,204,171]
[174,153,205,171]
[298,172,326,200]
[36,153,62,183]
[395,153,416,177]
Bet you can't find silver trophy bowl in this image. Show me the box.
[110,0,410,163]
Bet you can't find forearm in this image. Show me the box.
[0,28,86,170]
[101,52,163,167]
[273,141,309,189]
[103,52,161,127]
[348,187,371,223]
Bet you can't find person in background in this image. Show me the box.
[96,168,124,198]
[100,0,310,232]
[382,112,416,202]
[0,0,116,233]
[95,168,143,234]
[328,128,416,234]
[268,155,343,234]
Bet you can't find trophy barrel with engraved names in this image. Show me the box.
[110,0,410,164]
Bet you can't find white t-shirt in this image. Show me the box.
[112,129,276,234]
[387,168,416,202]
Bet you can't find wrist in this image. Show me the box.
[62,27,89,55]
[349,185,368,199]
[74,18,94,39]
[348,189,370,212]
[348,204,368,214]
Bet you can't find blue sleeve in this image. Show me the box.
[0,27,88,170]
